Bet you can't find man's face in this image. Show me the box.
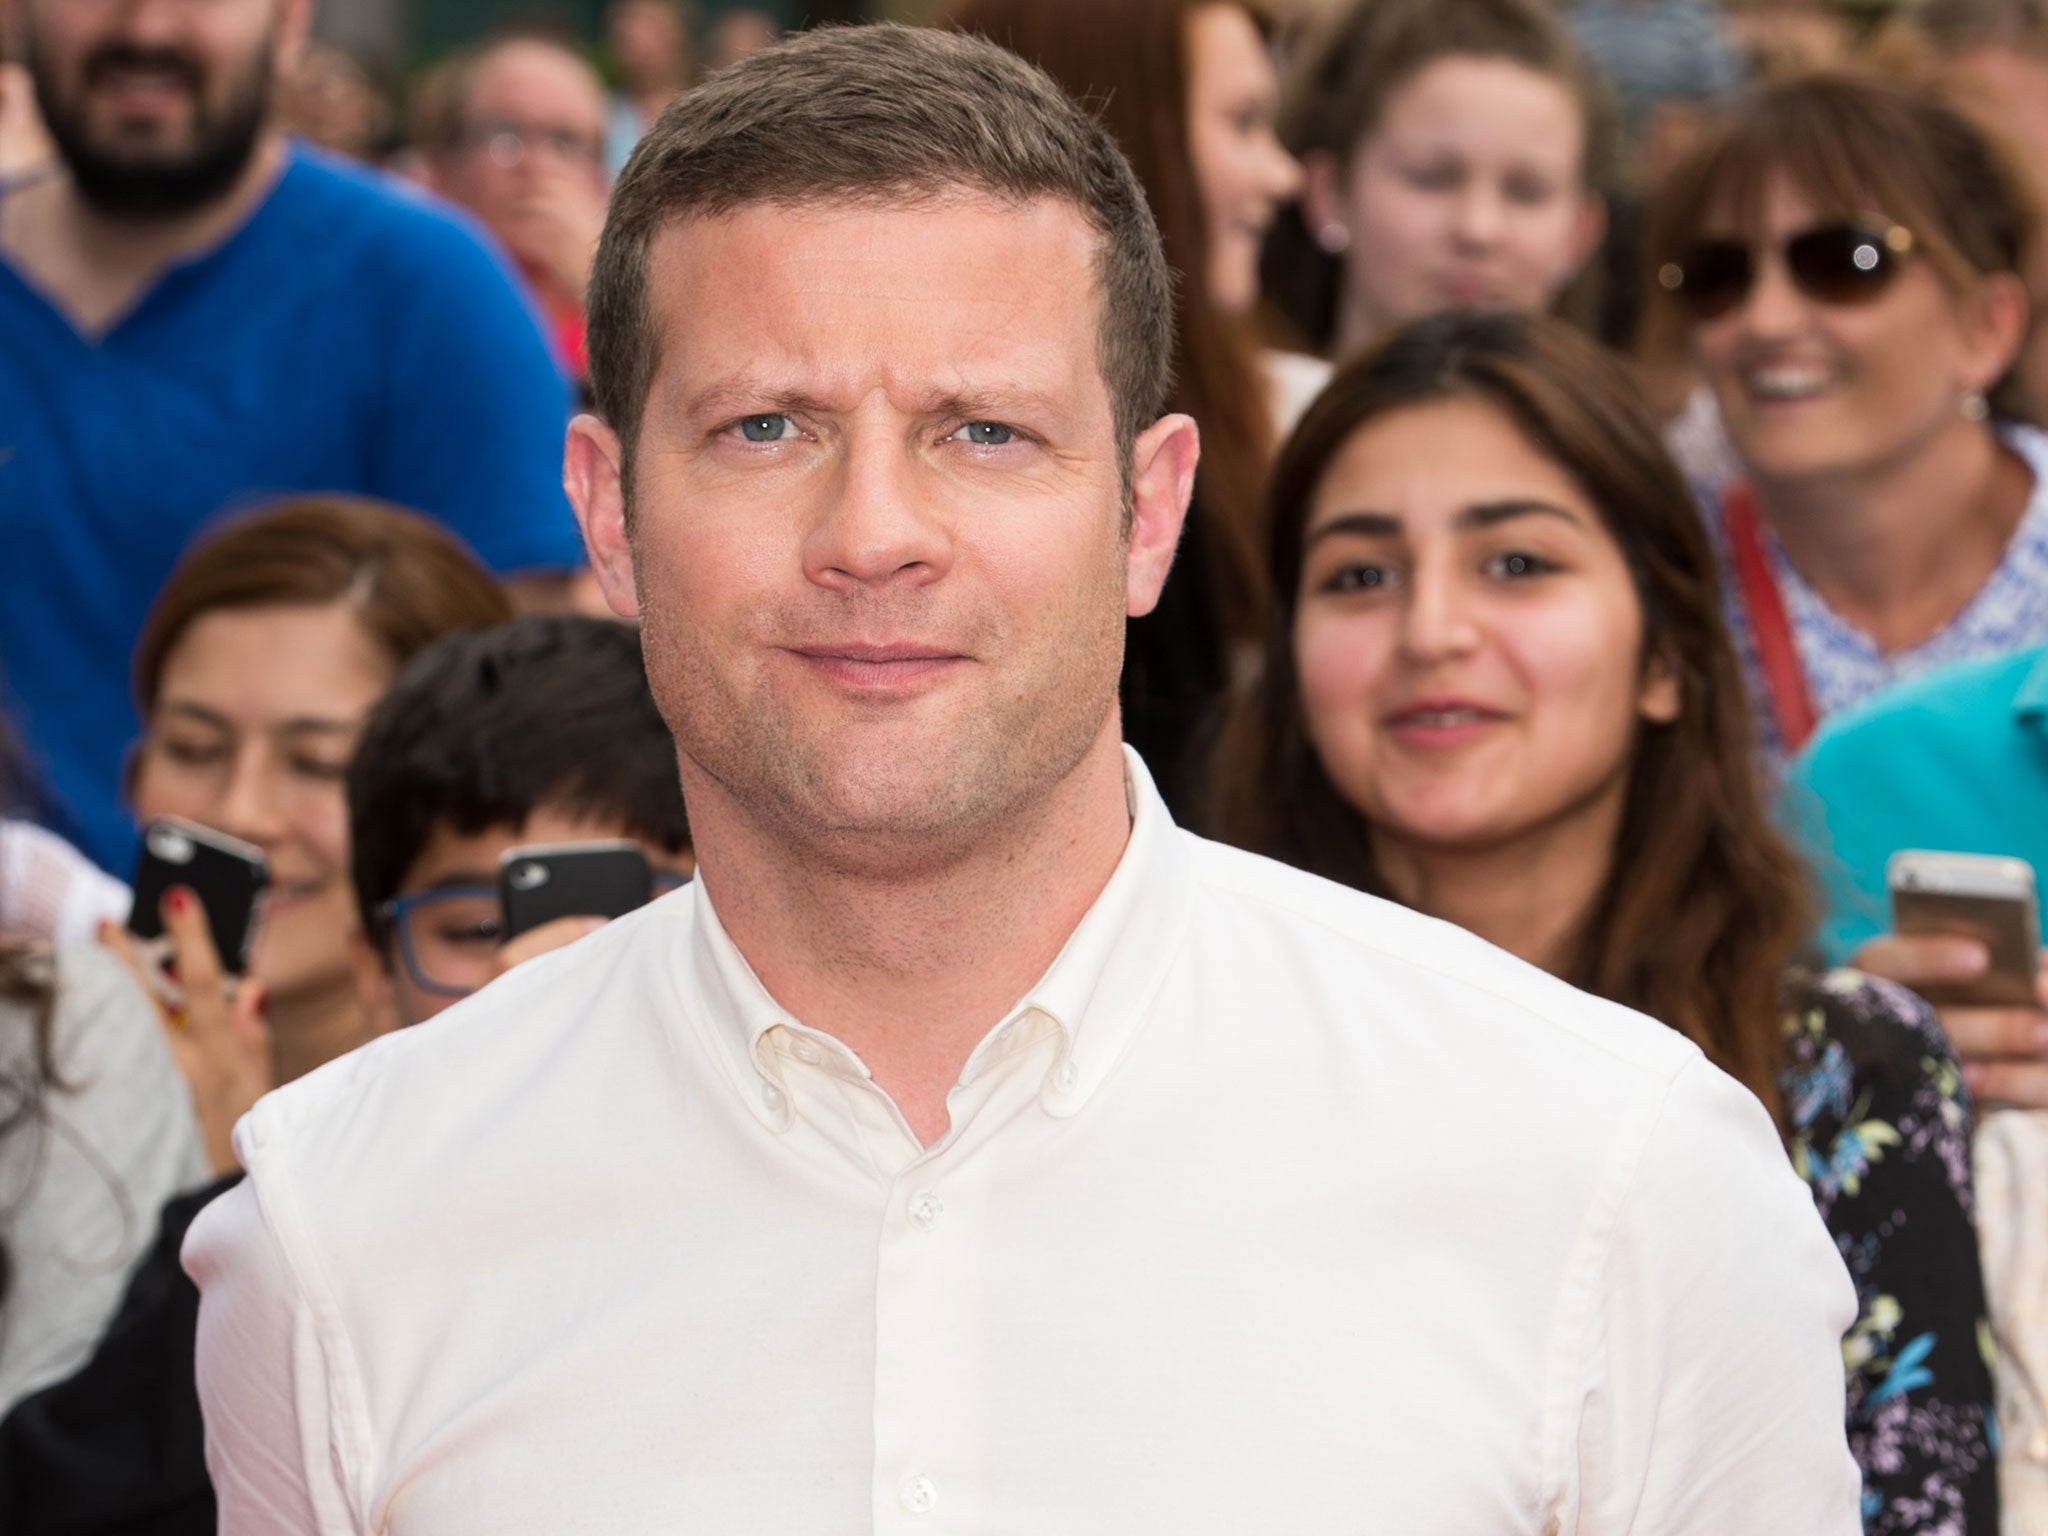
[20,0,299,218]
[572,195,1191,868]
[436,40,609,242]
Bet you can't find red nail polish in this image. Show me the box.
[166,888,190,915]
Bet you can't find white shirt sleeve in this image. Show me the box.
[184,1156,363,1534]
[1570,1054,1863,1535]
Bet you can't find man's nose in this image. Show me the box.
[801,433,954,592]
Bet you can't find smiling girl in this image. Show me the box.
[1214,310,1998,1534]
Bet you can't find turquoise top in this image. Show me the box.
[1783,643,2048,963]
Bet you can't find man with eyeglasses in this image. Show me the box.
[0,0,590,880]
[419,30,613,387]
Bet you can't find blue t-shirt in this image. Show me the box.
[1782,644,2048,963]
[0,146,587,872]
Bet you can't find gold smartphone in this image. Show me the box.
[1887,850,2040,1008]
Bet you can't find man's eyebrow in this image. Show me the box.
[1303,499,1584,548]
[677,381,1073,426]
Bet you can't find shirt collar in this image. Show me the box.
[680,746,1197,1131]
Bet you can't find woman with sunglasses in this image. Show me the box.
[1213,309,1998,1534]
[1648,70,2043,767]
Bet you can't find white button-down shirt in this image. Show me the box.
[187,752,1860,1534]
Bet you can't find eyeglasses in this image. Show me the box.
[461,121,605,170]
[1658,219,1916,323]
[378,873,688,1000]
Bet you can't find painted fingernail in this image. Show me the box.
[165,888,191,915]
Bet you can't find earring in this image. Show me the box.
[1962,391,1990,423]
[1315,221,1351,255]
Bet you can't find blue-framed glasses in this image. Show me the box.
[378,874,688,999]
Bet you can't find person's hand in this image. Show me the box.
[500,162,607,302]
[100,888,272,1175]
[487,915,607,986]
[1853,933,2048,1109]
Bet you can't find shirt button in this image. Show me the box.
[899,1471,939,1513]
[1052,1060,1079,1091]
[908,1190,944,1231]
[790,1038,821,1065]
[761,1082,785,1112]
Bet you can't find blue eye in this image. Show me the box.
[958,421,1015,446]
[737,414,792,442]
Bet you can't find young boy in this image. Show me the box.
[348,612,691,1027]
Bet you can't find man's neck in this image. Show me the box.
[688,728,1135,1147]
[1370,787,1623,978]
[0,131,288,336]
[1751,418,2032,654]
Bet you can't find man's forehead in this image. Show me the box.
[640,191,1114,411]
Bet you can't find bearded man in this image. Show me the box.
[0,0,586,874]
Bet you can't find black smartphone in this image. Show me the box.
[128,818,269,975]
[498,840,653,942]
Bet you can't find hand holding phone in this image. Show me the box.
[1860,851,2048,1110]
[1886,851,2039,1007]
[128,818,269,977]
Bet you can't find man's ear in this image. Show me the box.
[349,928,403,1038]
[1125,413,1200,619]
[565,414,642,620]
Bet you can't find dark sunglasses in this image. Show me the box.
[1658,220,1916,322]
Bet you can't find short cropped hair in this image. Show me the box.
[349,614,690,939]
[586,22,1175,502]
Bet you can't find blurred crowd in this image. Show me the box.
[2,0,2047,1531]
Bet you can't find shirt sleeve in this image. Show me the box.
[1570,1054,1862,1536]
[363,210,587,576]
[183,1162,362,1534]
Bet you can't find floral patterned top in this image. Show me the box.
[1780,969,1999,1535]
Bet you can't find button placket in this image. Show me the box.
[871,1148,988,1533]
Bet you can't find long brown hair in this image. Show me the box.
[1211,310,1807,1120]
[945,0,1277,638]
[1645,69,2042,421]
[133,495,513,716]
[1264,0,1613,359]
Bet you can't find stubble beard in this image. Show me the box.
[636,564,1129,879]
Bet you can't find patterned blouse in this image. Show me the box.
[1780,969,1999,1535]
